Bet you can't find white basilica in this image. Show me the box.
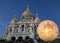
[4,5,40,40]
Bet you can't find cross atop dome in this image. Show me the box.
[13,15,17,20]
[27,4,29,11]
[14,14,16,18]
[36,13,39,17]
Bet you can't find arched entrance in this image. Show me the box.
[11,36,16,41]
[25,36,30,40]
[17,36,23,41]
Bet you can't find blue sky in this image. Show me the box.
[0,0,60,37]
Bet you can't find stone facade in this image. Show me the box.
[4,5,40,40]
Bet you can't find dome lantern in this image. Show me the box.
[22,5,34,19]
[26,4,29,11]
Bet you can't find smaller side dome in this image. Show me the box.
[10,15,17,25]
[34,13,40,24]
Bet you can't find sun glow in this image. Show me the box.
[37,20,58,41]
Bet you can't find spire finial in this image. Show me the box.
[36,13,38,17]
[14,14,16,20]
[14,14,16,18]
[27,4,29,10]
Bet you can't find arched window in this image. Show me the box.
[34,26,36,32]
[37,25,38,27]
[9,27,12,33]
[34,26,36,29]
[22,25,24,31]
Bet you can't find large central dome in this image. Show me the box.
[22,5,34,18]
